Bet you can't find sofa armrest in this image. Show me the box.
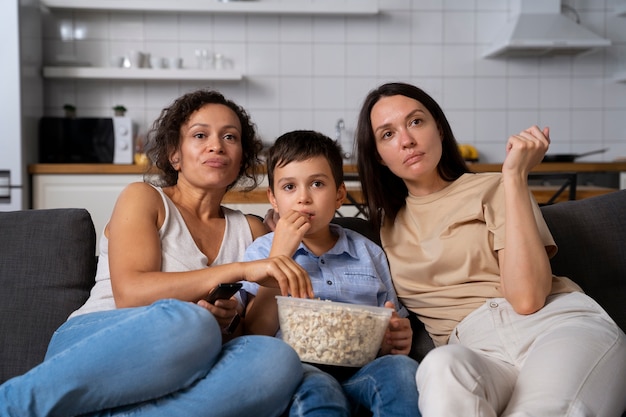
[0,208,97,383]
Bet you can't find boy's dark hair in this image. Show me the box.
[266,130,344,192]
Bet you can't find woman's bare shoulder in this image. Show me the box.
[112,182,164,217]
[117,182,160,201]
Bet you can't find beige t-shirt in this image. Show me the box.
[381,173,581,346]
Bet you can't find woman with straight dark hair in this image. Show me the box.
[355,81,626,416]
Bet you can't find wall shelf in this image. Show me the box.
[42,66,243,81]
[40,0,379,15]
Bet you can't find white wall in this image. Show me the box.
[40,0,626,163]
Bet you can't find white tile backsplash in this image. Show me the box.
[313,16,346,43]
[443,11,475,44]
[378,44,411,78]
[442,45,476,77]
[178,14,214,42]
[108,13,144,41]
[346,44,379,77]
[506,77,540,109]
[41,0,626,162]
[279,77,313,110]
[571,109,604,143]
[475,77,507,109]
[410,45,443,76]
[213,15,247,43]
[279,16,313,43]
[313,77,346,110]
[539,78,572,110]
[378,11,412,43]
[443,78,476,109]
[411,11,444,43]
[279,43,313,76]
[538,110,572,146]
[571,77,605,108]
[313,44,346,77]
[144,13,178,42]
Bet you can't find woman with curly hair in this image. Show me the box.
[0,89,312,417]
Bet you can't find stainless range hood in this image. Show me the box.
[483,0,611,58]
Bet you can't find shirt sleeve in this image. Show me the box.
[486,177,556,255]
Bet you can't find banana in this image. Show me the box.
[458,144,479,162]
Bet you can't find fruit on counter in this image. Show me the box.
[458,143,479,162]
[134,153,149,166]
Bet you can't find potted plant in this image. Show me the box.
[63,104,76,118]
[113,105,127,117]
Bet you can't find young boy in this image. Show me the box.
[243,130,420,417]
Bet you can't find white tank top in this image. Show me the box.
[69,185,252,319]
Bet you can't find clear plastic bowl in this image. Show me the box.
[276,296,392,367]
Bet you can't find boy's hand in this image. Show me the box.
[380,301,413,356]
[270,210,311,257]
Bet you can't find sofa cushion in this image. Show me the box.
[0,208,96,383]
[540,190,626,332]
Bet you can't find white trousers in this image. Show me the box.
[416,292,626,417]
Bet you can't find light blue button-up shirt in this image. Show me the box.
[242,223,407,317]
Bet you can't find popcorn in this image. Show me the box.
[276,296,392,367]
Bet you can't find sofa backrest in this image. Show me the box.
[0,208,97,384]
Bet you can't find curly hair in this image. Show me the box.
[143,89,263,191]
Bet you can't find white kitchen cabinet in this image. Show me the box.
[33,174,142,253]
[32,173,274,253]
[40,0,379,15]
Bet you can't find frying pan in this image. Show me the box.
[542,148,608,163]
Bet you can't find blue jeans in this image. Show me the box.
[0,299,303,417]
[289,355,420,417]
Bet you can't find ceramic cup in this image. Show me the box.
[109,56,125,68]
[149,56,165,69]
[167,57,183,69]
[128,50,147,68]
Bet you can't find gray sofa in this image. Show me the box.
[1,191,625,411]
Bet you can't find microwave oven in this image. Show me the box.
[38,117,134,164]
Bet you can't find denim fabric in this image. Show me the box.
[0,299,303,417]
[290,355,420,417]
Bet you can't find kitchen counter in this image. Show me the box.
[29,162,626,206]
[28,162,626,175]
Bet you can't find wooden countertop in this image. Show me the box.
[27,162,626,175]
[29,162,623,206]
